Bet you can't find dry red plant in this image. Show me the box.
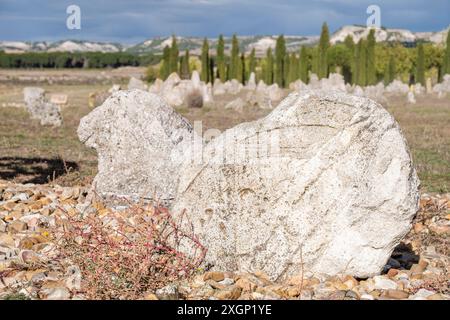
[55,202,206,299]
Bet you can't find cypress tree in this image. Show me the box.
[264,47,274,85]
[385,55,396,85]
[344,35,355,84]
[249,48,256,76]
[201,38,210,82]
[180,49,190,79]
[356,39,367,86]
[275,35,286,87]
[299,46,309,83]
[229,34,240,80]
[443,30,450,76]
[160,45,171,80]
[287,53,298,85]
[366,29,376,85]
[217,35,226,82]
[284,52,290,86]
[238,53,245,84]
[318,22,330,79]
[169,35,179,74]
[416,43,425,86]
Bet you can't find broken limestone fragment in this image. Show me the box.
[77,89,198,202]
[173,90,420,281]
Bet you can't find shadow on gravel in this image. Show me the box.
[0,156,79,184]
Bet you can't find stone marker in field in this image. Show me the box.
[78,89,198,202]
[173,90,420,280]
[23,87,62,127]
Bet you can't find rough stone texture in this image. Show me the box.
[23,87,46,116]
[23,87,62,127]
[173,90,420,281]
[77,89,198,202]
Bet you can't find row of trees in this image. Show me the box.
[0,51,160,68]
[158,24,450,87]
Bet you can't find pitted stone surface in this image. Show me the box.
[173,90,420,280]
[78,89,198,202]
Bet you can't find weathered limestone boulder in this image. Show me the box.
[413,83,425,95]
[108,84,122,94]
[191,70,201,88]
[353,85,364,97]
[225,97,246,113]
[160,73,185,107]
[225,79,243,95]
[308,74,320,89]
[256,80,267,92]
[407,91,416,104]
[202,83,214,104]
[78,90,198,202]
[289,80,308,91]
[246,91,273,110]
[37,102,63,126]
[426,78,433,94]
[173,90,419,280]
[213,79,226,96]
[23,87,45,114]
[246,72,257,91]
[433,74,450,98]
[320,73,346,92]
[385,80,409,95]
[128,77,148,91]
[23,87,62,127]
[364,83,387,105]
[149,79,164,94]
[266,83,284,101]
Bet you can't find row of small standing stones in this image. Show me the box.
[21,72,450,127]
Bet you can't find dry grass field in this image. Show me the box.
[0,72,449,193]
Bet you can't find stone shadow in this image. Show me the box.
[0,157,79,184]
[383,242,420,273]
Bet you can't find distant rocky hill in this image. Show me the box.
[1,25,448,56]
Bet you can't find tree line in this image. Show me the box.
[0,51,160,69]
[156,23,450,87]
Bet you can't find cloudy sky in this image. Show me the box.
[0,0,448,43]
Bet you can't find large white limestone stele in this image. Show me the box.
[77,89,198,203]
[173,90,420,280]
